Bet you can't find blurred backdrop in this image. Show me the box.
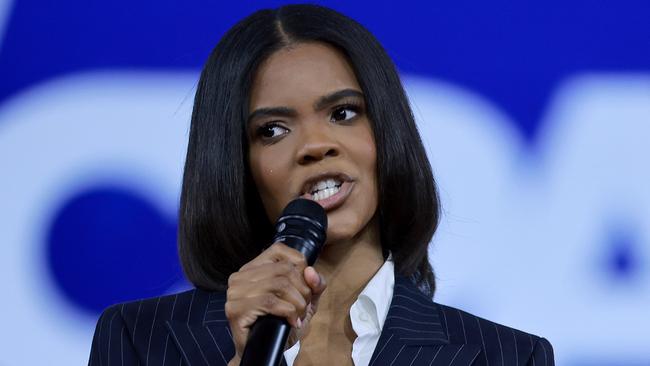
[1,1,649,364]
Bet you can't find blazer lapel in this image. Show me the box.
[369,275,481,366]
[164,277,481,366]
[165,291,289,366]
[165,291,236,366]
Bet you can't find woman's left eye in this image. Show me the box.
[330,106,359,122]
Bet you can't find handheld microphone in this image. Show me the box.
[240,198,327,366]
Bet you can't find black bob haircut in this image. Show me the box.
[179,4,441,297]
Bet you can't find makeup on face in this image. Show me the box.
[247,42,378,244]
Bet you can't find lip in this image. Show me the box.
[300,172,353,195]
[302,180,354,211]
[299,172,355,211]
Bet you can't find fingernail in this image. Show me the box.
[296,318,302,329]
[306,267,318,284]
[311,268,319,283]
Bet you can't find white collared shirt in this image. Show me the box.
[283,255,395,365]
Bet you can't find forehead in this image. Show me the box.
[249,42,361,110]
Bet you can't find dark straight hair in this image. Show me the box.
[179,4,441,297]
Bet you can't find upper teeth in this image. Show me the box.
[310,178,342,201]
[311,178,341,194]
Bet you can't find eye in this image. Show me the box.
[256,123,289,140]
[330,105,359,122]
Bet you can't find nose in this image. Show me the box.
[296,124,340,165]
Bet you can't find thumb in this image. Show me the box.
[304,266,326,313]
[285,266,327,347]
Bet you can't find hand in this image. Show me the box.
[225,242,327,363]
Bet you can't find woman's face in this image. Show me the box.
[248,42,378,244]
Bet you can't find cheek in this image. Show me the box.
[362,133,379,213]
[345,124,379,211]
[249,149,284,215]
[355,127,378,188]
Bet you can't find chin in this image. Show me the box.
[324,215,371,244]
[324,231,353,245]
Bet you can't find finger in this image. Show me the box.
[264,276,309,319]
[304,267,327,312]
[240,242,308,271]
[228,262,312,301]
[229,275,308,319]
[231,261,295,284]
[265,243,308,267]
[227,296,301,329]
[252,294,302,328]
[304,266,326,293]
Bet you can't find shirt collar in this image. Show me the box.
[284,253,395,364]
[352,253,394,332]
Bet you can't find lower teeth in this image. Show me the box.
[314,186,341,201]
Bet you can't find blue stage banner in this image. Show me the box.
[0,1,648,364]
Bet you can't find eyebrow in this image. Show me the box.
[247,88,364,124]
[313,88,364,111]
[247,106,297,125]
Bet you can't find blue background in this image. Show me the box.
[1,1,649,364]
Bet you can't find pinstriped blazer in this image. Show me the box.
[89,274,554,365]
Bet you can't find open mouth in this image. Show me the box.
[300,173,354,211]
[309,178,343,201]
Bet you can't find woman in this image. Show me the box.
[89,4,553,366]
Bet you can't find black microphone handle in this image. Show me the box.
[239,236,319,366]
[239,315,290,366]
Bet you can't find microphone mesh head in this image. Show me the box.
[281,198,327,230]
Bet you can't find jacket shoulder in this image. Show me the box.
[90,288,228,365]
[97,287,223,330]
[434,303,554,365]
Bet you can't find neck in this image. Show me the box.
[298,217,384,352]
[313,218,384,312]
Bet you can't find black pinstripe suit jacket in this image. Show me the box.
[89,275,554,365]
